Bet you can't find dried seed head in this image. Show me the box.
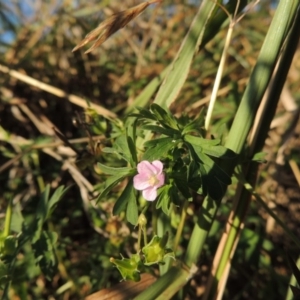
[72,0,162,54]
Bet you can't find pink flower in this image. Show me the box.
[133,160,165,201]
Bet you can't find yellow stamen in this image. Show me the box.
[148,175,159,186]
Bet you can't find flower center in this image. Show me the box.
[148,175,159,186]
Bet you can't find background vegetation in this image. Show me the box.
[0,0,300,299]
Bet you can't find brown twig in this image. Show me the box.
[0,64,116,119]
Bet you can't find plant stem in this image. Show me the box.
[184,195,215,267]
[157,212,172,275]
[205,23,233,130]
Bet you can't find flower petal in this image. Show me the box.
[134,160,165,201]
[137,160,157,175]
[155,173,165,188]
[151,160,164,174]
[133,173,151,190]
[143,187,157,201]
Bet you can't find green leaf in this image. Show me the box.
[11,203,23,233]
[125,118,138,167]
[97,173,130,202]
[110,254,142,282]
[113,181,134,216]
[184,134,220,147]
[97,163,135,176]
[42,185,51,210]
[133,107,157,121]
[201,164,228,200]
[32,231,58,280]
[114,135,133,163]
[169,185,181,206]
[143,137,176,161]
[0,260,9,287]
[156,185,172,215]
[127,136,137,167]
[36,185,51,232]
[143,136,175,148]
[201,145,236,159]
[150,104,178,129]
[184,136,236,159]
[126,188,139,225]
[187,160,202,192]
[142,125,179,137]
[125,116,137,145]
[101,147,118,154]
[252,151,267,163]
[0,236,17,257]
[181,110,205,135]
[47,185,69,218]
[195,151,231,186]
[173,170,191,199]
[31,185,68,242]
[198,163,208,196]
[189,146,231,199]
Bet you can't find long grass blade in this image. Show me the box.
[153,0,218,108]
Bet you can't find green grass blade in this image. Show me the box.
[153,0,218,108]
[126,0,249,114]
[185,0,300,277]
[225,0,299,154]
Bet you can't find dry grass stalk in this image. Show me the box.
[72,0,162,54]
[0,64,116,119]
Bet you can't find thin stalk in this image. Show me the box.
[157,212,172,275]
[143,227,148,246]
[205,0,250,130]
[138,213,148,250]
[152,202,158,235]
[32,151,45,193]
[137,225,142,251]
[205,24,233,130]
